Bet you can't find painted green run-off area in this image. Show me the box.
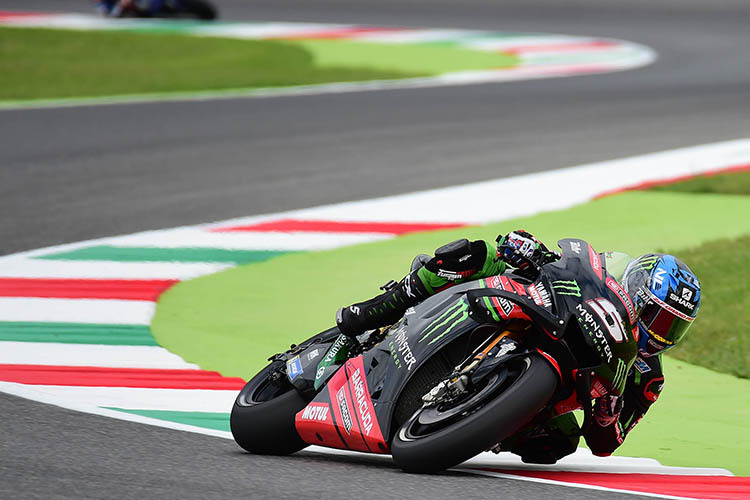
[0,27,518,101]
[0,322,157,345]
[153,188,750,475]
[36,245,291,264]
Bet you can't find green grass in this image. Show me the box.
[0,27,422,100]
[0,27,518,101]
[297,39,518,75]
[666,234,750,379]
[597,356,750,474]
[650,170,750,195]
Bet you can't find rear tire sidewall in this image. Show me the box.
[230,362,310,455]
[391,354,558,473]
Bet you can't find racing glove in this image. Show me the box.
[593,394,624,427]
[496,230,556,272]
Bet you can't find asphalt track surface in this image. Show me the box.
[1,1,749,498]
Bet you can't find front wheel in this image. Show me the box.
[230,360,310,455]
[391,354,557,473]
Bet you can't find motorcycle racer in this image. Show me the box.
[336,231,701,463]
[96,0,165,17]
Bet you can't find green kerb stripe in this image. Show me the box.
[0,321,157,345]
[107,408,230,432]
[36,245,290,264]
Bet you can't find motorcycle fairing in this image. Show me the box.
[295,355,388,453]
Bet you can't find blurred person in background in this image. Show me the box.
[96,0,164,17]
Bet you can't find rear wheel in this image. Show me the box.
[391,354,557,473]
[230,360,309,455]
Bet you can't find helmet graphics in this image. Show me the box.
[622,254,701,357]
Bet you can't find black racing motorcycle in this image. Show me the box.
[230,239,637,472]
[115,0,217,20]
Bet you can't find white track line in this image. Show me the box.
[105,228,392,250]
[466,469,710,500]
[0,259,231,280]
[1,384,237,413]
[0,342,198,369]
[0,298,155,324]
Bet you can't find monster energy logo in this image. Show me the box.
[419,298,469,345]
[612,358,628,394]
[635,255,659,271]
[552,280,581,297]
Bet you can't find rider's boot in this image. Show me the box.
[336,269,429,338]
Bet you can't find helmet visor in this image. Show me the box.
[638,295,693,351]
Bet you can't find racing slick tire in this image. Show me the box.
[391,354,557,473]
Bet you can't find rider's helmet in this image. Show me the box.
[621,254,701,357]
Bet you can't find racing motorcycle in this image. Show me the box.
[230,239,637,472]
[110,0,217,20]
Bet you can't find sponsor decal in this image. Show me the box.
[587,297,628,343]
[314,335,352,389]
[496,297,515,316]
[682,288,693,301]
[419,298,469,344]
[528,283,552,308]
[570,241,582,254]
[589,245,603,280]
[404,306,416,316]
[350,368,374,435]
[436,268,473,280]
[575,303,613,362]
[646,290,696,322]
[495,342,517,357]
[669,290,696,311]
[286,356,303,380]
[307,348,320,361]
[300,404,329,422]
[552,280,581,297]
[322,335,349,365]
[486,275,502,288]
[349,305,361,315]
[389,326,417,371]
[606,277,637,324]
[590,377,608,398]
[653,268,666,287]
[612,358,628,394]
[336,387,353,434]
[643,377,664,402]
[634,357,651,374]
[636,255,659,271]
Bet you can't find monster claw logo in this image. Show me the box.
[419,298,469,345]
[635,255,659,272]
[552,280,581,297]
